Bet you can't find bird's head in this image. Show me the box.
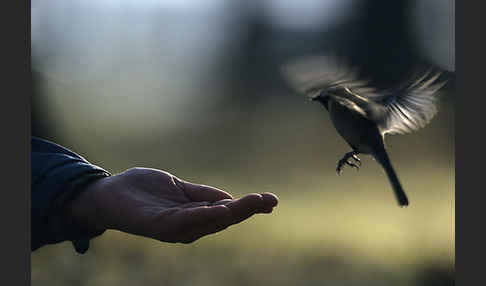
[311,89,332,109]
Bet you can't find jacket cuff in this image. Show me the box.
[48,169,111,254]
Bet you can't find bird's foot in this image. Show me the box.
[336,152,361,175]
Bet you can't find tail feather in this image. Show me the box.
[373,148,409,207]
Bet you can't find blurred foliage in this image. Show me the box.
[31,0,454,285]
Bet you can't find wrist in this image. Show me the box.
[64,176,111,233]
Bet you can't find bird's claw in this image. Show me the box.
[336,152,361,175]
[336,166,343,176]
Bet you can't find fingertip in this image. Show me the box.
[245,193,264,200]
[260,192,279,208]
[242,193,266,209]
[223,193,263,222]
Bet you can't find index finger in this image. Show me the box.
[179,193,279,242]
[174,177,233,202]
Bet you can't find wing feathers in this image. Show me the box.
[281,55,447,135]
[377,71,446,135]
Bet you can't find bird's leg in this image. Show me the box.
[351,154,361,167]
[336,151,361,175]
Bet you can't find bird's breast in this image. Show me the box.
[328,100,384,154]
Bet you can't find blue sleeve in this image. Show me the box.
[31,137,111,254]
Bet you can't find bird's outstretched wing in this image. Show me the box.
[282,55,447,135]
[281,55,369,99]
[281,55,385,120]
[365,70,447,135]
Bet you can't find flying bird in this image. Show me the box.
[282,56,447,207]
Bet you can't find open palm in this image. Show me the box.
[67,167,278,244]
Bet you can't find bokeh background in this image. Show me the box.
[31,0,455,285]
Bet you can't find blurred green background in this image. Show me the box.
[31,0,455,285]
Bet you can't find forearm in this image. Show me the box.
[31,137,111,253]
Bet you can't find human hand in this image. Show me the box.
[65,168,278,243]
